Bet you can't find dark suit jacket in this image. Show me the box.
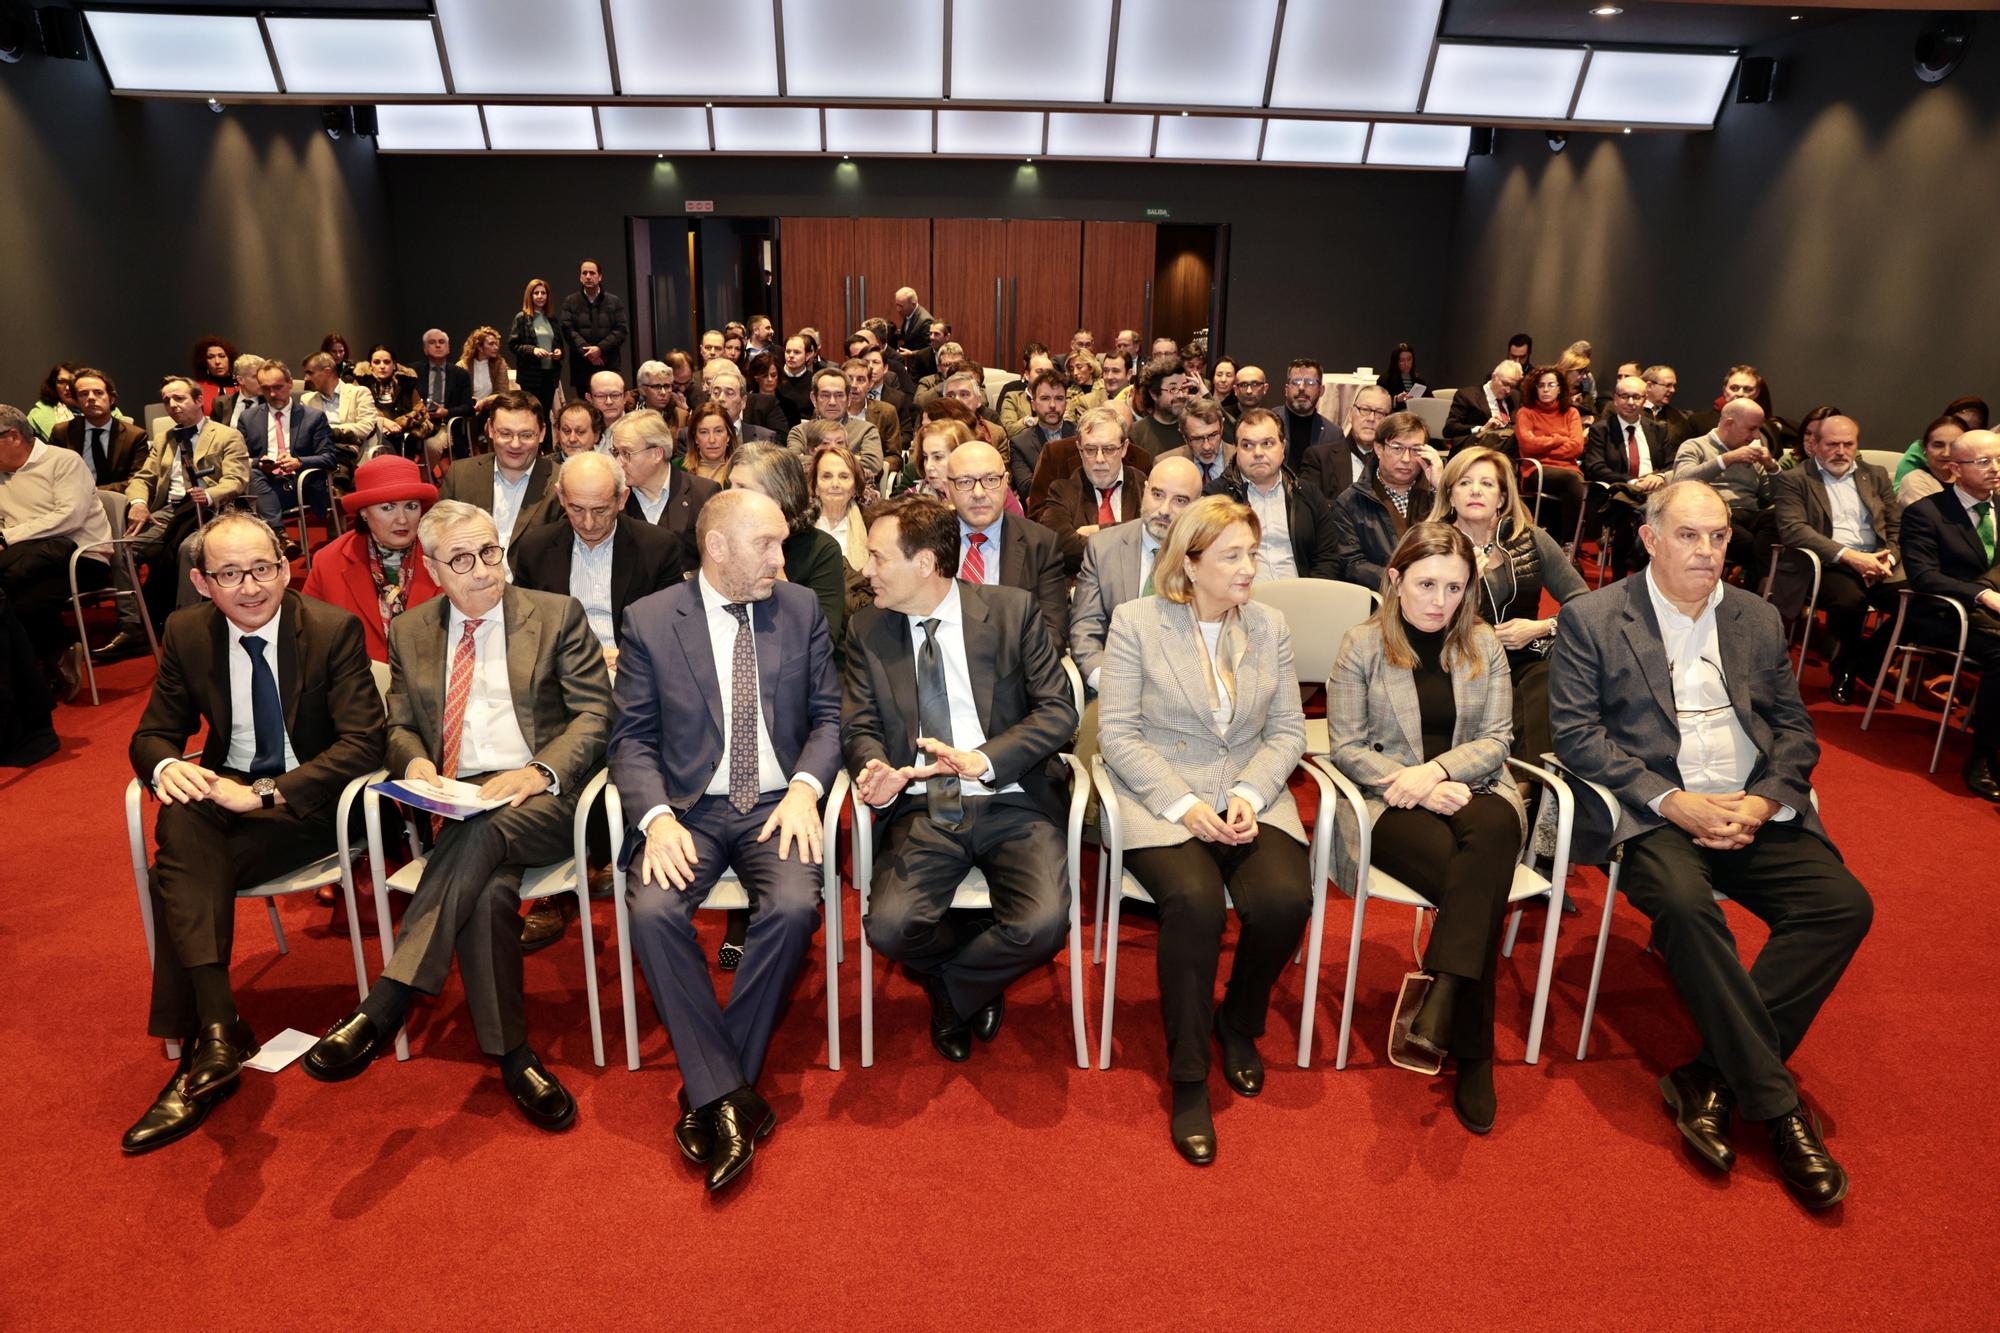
[1902,489,2000,610]
[744,392,789,438]
[509,512,684,644]
[1299,429,1365,503]
[1328,466,1436,590]
[1549,575,1829,860]
[1025,434,1155,515]
[842,581,1077,827]
[208,391,256,428]
[1445,383,1515,445]
[437,454,555,544]
[983,513,1071,650]
[1007,422,1073,498]
[385,586,612,792]
[608,579,842,839]
[1644,402,1692,444]
[240,399,336,472]
[1032,464,1147,576]
[623,466,720,574]
[412,362,474,421]
[1214,469,1341,580]
[1582,413,1671,485]
[1278,408,1334,475]
[56,415,149,491]
[896,304,934,352]
[129,591,385,820]
[1771,462,1902,566]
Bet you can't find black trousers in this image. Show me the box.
[865,796,1070,1019]
[0,535,78,656]
[1522,465,1585,549]
[1619,823,1872,1120]
[1124,828,1311,1083]
[1370,795,1522,1059]
[146,778,338,1037]
[0,592,53,752]
[1814,565,1900,670]
[1911,608,2000,747]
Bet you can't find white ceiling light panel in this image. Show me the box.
[484,104,597,150]
[937,110,1043,156]
[598,105,712,151]
[1423,43,1587,119]
[825,108,933,155]
[1261,118,1368,165]
[1112,0,1280,107]
[782,0,943,99]
[949,0,1115,103]
[609,0,779,97]
[1154,114,1260,162]
[1366,121,1471,168]
[1269,0,1442,114]
[265,18,445,96]
[1571,50,1738,126]
[374,104,487,151]
[436,0,612,95]
[711,105,823,153]
[1045,112,1155,158]
[82,11,277,93]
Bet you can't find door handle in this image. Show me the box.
[843,276,853,338]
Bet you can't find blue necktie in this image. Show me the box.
[240,634,285,778]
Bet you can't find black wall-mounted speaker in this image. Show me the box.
[1736,57,1778,103]
[351,105,380,137]
[1914,15,1973,84]
[1469,127,1495,156]
[36,6,87,60]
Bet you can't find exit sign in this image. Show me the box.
[684,200,715,213]
[1143,207,1171,219]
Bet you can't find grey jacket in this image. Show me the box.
[1069,519,1151,689]
[1673,431,1773,515]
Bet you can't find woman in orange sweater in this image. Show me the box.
[1511,365,1587,548]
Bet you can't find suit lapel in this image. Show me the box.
[207,605,233,753]
[1620,577,1680,728]
[502,588,542,747]
[671,589,726,740]
[279,593,304,735]
[877,611,920,757]
[960,586,1001,737]
[1119,524,1146,602]
[997,519,1022,588]
[608,521,635,631]
[753,596,782,739]
[1163,600,1219,726]
[1387,655,1425,760]
[1803,469,1831,531]
[1717,594,1756,727]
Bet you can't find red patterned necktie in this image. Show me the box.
[959,531,988,584]
[1625,423,1641,478]
[433,617,482,835]
[1097,484,1116,526]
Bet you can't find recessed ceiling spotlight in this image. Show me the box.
[1180,110,1189,117]
[1790,13,1802,20]
[1622,126,1632,134]
[207,97,223,113]
[1589,6,1623,15]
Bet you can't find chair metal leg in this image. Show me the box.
[1335,890,1369,1071]
[1576,863,1622,1061]
[1095,870,1125,1070]
[69,577,101,706]
[265,897,288,955]
[615,867,641,1071]
[1931,659,1967,774]
[1860,600,1907,731]
[1091,853,1108,965]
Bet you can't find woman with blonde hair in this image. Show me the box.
[508,278,562,411]
[457,325,511,412]
[1325,521,1525,1135]
[1098,495,1313,1165]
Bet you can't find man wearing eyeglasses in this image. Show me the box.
[1329,409,1439,589]
[611,409,719,576]
[1031,407,1146,577]
[436,389,555,553]
[1279,358,1334,474]
[785,367,883,479]
[1127,355,1196,463]
[1584,374,1673,577]
[702,359,781,443]
[305,499,612,1133]
[943,441,1069,650]
[1301,383,1391,504]
[122,511,384,1154]
[1158,396,1234,488]
[588,370,630,433]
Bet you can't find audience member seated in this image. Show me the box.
[0,403,115,698]
[560,258,629,399]
[680,401,740,488]
[413,328,474,464]
[1671,397,1779,575]
[1512,364,1588,547]
[1300,383,1392,504]
[190,337,236,416]
[939,371,1008,451]
[459,326,511,414]
[239,360,334,526]
[1098,495,1313,1164]
[125,377,249,634]
[1506,333,1533,376]
[208,354,264,432]
[845,494,1078,1064]
[695,359,771,446]
[1377,342,1425,407]
[998,348,1057,440]
[808,431,874,579]
[729,442,848,650]
[786,367,884,479]
[1899,428,2000,800]
[435,388,553,554]
[1071,456,1205,695]
[944,440,1069,649]
[55,367,147,493]
[843,357,902,462]
[1582,373,1672,577]
[1214,408,1337,581]
[1229,364,1270,424]
[1328,521,1526,1135]
[1592,360,1642,421]
[856,342,914,440]
[1770,414,1902,704]
[554,400,605,459]
[301,352,380,474]
[613,409,716,580]
[1159,396,1234,490]
[589,370,632,436]
[122,512,384,1154]
[299,455,441,664]
[900,418,966,502]
[304,501,612,1134]
[610,489,843,1191]
[1007,371,1075,498]
[1551,480,1872,1211]
[1641,364,1690,442]
[361,344,424,458]
[1895,413,1966,508]
[1433,447,1586,759]
[1032,406,1145,576]
[1068,348,1134,424]
[1558,343,1597,429]
[1680,364,1795,460]
[1331,410,1438,590]
[775,334,820,428]
[1444,361,1523,451]
[1128,355,1198,462]
[508,277,564,412]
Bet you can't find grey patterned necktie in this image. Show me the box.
[724,603,757,814]
[917,617,963,828]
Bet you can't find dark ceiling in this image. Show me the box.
[1445,0,1855,49]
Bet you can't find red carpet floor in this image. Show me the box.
[4,645,1994,1330]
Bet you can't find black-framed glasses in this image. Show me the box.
[949,474,1007,494]
[203,561,284,588]
[442,544,506,574]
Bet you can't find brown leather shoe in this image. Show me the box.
[521,897,576,953]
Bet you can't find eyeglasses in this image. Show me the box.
[1352,405,1388,419]
[1077,444,1124,459]
[1286,377,1320,388]
[1379,444,1426,459]
[611,445,660,461]
[949,474,1007,494]
[441,543,506,574]
[203,561,283,588]
[636,380,670,391]
[1954,454,2000,471]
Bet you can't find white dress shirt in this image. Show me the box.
[1818,464,1877,555]
[632,477,670,524]
[1613,414,1658,477]
[571,531,617,649]
[1244,477,1297,580]
[491,465,533,555]
[1642,569,1794,822]
[898,581,1015,800]
[223,604,300,775]
[447,605,535,777]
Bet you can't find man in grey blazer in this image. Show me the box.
[1550,481,1872,1211]
[436,389,555,552]
[1069,456,1205,692]
[303,501,613,1133]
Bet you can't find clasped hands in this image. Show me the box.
[1837,548,1895,586]
[1381,761,1473,815]
[1661,789,1780,850]
[1180,795,1258,844]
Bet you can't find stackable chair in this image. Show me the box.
[1247,578,1379,756]
[70,490,162,705]
[1861,588,1983,773]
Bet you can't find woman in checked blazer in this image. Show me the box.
[1326,521,1526,1135]
[1098,495,1313,1167]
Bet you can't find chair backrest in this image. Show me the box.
[370,659,392,704]
[98,488,130,530]
[1408,396,1450,441]
[1858,448,1903,477]
[1250,577,1379,688]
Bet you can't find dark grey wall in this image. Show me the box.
[373,154,1461,381]
[0,54,391,411]
[1440,12,2000,442]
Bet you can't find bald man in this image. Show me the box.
[944,441,1070,649]
[1673,397,1779,574]
[1770,414,1902,703]
[892,286,934,352]
[1070,455,1205,692]
[1583,374,1674,576]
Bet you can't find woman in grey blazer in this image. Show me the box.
[1099,495,1313,1166]
[1326,521,1526,1134]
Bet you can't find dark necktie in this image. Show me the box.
[176,428,199,498]
[430,367,444,404]
[89,426,108,479]
[724,603,758,814]
[240,634,285,778]
[1625,423,1641,478]
[916,617,963,829]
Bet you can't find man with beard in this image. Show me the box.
[1280,358,1334,474]
[1128,354,1195,461]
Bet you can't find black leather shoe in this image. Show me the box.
[303,1011,387,1083]
[1964,750,2000,803]
[674,1087,714,1164]
[1170,1082,1215,1166]
[923,973,971,1062]
[1767,1105,1847,1209]
[89,630,148,664]
[1454,1058,1496,1135]
[503,1050,576,1132]
[121,1057,237,1155]
[1214,1012,1265,1097]
[1660,1063,1736,1171]
[706,1086,776,1191]
[183,1019,259,1101]
[970,994,1004,1042]
[1828,668,1855,707]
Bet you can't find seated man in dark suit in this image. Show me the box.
[610,490,843,1191]
[846,494,1078,1061]
[612,409,719,574]
[1899,428,2000,799]
[57,367,148,493]
[125,377,250,636]
[945,441,1071,649]
[122,512,384,1153]
[1770,414,1901,703]
[1070,456,1204,693]
[208,354,265,431]
[1156,396,1234,490]
[1582,373,1673,577]
[700,360,779,444]
[1031,406,1145,577]
[1551,481,1872,1211]
[1213,407,1338,580]
[304,501,612,1133]
[1299,383,1390,503]
[1278,358,1334,474]
[239,360,336,525]
[1006,370,1075,499]
[1443,361,1523,451]
[1641,364,1691,443]
[435,389,555,554]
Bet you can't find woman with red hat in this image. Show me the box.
[301,455,442,662]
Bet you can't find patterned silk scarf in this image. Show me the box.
[367,536,410,634]
[1190,604,1249,720]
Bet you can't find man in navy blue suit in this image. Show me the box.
[238,360,334,525]
[610,489,843,1192]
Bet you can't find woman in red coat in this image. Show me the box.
[1511,364,1587,547]
[301,455,442,662]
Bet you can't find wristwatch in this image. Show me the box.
[252,777,278,809]
[528,762,558,793]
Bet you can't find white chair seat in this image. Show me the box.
[942,868,992,910]
[1364,860,1556,912]
[383,854,574,900]
[242,853,349,899]
[1303,717,1329,756]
